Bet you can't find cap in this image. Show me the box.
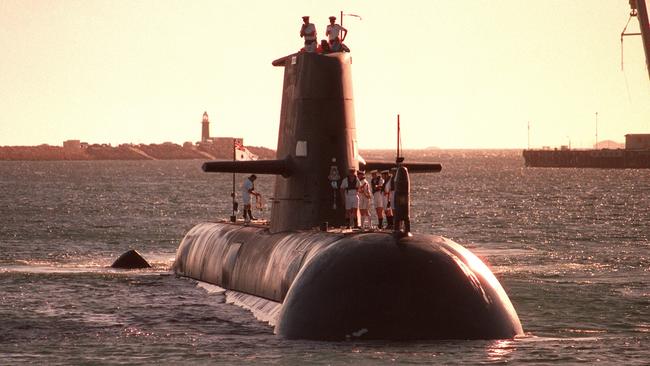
[329,16,336,20]
[302,16,309,19]
[381,170,389,174]
[369,170,378,174]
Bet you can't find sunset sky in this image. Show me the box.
[1,0,649,149]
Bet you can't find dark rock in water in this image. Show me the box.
[112,249,151,269]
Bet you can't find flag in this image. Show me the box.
[343,13,362,20]
[234,140,258,161]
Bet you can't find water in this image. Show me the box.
[1,152,649,364]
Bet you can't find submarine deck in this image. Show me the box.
[207,218,396,235]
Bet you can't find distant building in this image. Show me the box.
[201,111,210,143]
[625,134,650,150]
[63,140,81,150]
[212,137,243,146]
[196,111,244,150]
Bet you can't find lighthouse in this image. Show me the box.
[201,111,210,142]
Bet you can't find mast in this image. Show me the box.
[396,114,404,165]
[396,114,400,162]
[231,138,237,222]
[595,112,599,149]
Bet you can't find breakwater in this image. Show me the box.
[523,149,650,169]
[0,142,274,161]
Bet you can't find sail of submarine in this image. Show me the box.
[173,51,524,340]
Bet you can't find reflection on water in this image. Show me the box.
[486,339,516,362]
[0,155,649,364]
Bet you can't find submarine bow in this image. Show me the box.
[174,51,523,340]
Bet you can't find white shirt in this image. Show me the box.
[358,178,371,199]
[384,177,393,194]
[241,178,254,203]
[302,23,317,41]
[326,24,343,41]
[340,176,360,198]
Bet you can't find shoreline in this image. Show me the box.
[0,143,275,161]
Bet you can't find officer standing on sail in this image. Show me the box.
[300,16,317,53]
[325,16,347,52]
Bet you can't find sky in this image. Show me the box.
[1,0,649,149]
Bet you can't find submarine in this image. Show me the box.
[173,50,524,340]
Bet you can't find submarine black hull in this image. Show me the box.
[174,222,523,340]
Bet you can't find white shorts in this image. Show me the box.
[242,194,251,205]
[373,192,384,209]
[345,194,358,210]
[359,195,370,210]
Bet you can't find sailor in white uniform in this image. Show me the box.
[382,170,394,229]
[339,168,360,228]
[325,16,347,52]
[241,174,260,223]
[370,170,385,228]
[357,170,372,229]
[300,16,317,53]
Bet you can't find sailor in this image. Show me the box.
[382,170,395,229]
[370,170,385,228]
[317,39,331,54]
[300,16,317,53]
[357,170,372,230]
[241,174,261,223]
[325,16,347,52]
[339,168,360,229]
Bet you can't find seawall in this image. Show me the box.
[523,149,650,169]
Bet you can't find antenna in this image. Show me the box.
[595,112,599,149]
[396,114,404,165]
[230,138,237,222]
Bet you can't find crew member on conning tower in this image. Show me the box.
[326,16,347,52]
[300,16,317,53]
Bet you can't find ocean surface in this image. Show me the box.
[1,150,649,365]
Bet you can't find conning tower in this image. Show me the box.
[270,52,357,232]
[203,52,440,233]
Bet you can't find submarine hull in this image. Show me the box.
[174,222,523,340]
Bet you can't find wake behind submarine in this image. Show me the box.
[173,51,524,340]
